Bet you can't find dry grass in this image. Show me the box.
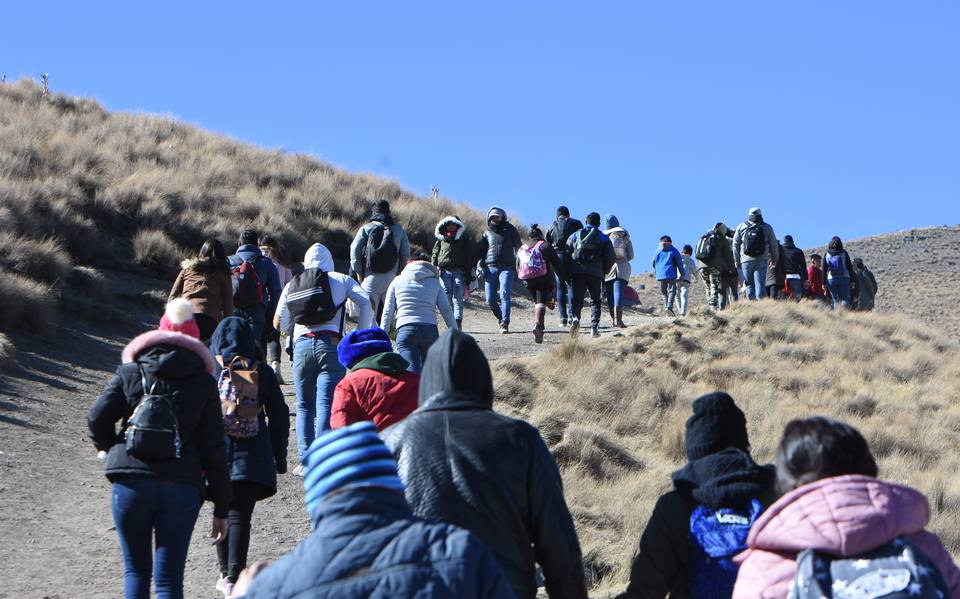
[0,332,12,369]
[0,271,58,335]
[492,301,960,595]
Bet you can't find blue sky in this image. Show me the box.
[4,1,959,258]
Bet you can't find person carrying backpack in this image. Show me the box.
[733,207,778,301]
[229,229,283,345]
[696,223,736,311]
[517,225,565,344]
[779,235,808,301]
[823,236,857,310]
[764,240,787,300]
[852,257,878,311]
[546,206,584,327]
[87,299,232,599]
[602,214,633,328]
[617,393,776,599]
[169,239,234,342]
[565,212,615,338]
[733,417,960,599]
[259,235,294,383]
[349,199,412,323]
[431,215,473,330]
[274,243,373,468]
[677,245,698,316]
[330,327,419,431]
[653,235,687,317]
[208,317,289,599]
[380,254,458,373]
[476,206,523,334]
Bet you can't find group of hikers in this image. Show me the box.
[84,199,914,599]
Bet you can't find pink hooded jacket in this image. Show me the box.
[733,475,960,599]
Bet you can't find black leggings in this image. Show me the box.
[216,481,260,583]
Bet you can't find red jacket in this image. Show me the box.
[806,265,827,298]
[331,353,419,431]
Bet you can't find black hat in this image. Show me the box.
[685,392,750,461]
[239,229,259,246]
[372,199,391,215]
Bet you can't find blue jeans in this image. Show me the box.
[484,267,515,324]
[396,323,440,373]
[293,334,346,456]
[556,273,572,321]
[605,278,627,310]
[787,278,804,301]
[439,269,467,322]
[112,476,201,599]
[741,261,768,301]
[827,276,852,310]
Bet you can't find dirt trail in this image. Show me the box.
[0,289,667,598]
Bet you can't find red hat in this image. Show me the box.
[158,298,200,339]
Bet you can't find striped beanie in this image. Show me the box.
[302,421,405,520]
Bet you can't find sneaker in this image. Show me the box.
[292,464,306,477]
[500,323,509,334]
[569,319,580,337]
[216,576,234,599]
[591,326,600,338]
[271,361,285,385]
[560,318,568,328]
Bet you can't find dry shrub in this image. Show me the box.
[68,266,107,301]
[0,271,57,334]
[0,332,12,369]
[133,230,183,277]
[0,232,72,283]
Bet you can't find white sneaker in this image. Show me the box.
[216,576,234,599]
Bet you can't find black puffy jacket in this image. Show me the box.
[780,241,808,280]
[381,330,587,599]
[477,207,522,270]
[87,331,232,517]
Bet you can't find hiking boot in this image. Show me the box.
[533,325,544,344]
[500,322,509,334]
[591,325,600,338]
[615,307,626,328]
[569,318,580,337]
[216,576,234,599]
[292,464,306,477]
[271,361,285,385]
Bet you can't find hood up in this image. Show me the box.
[303,242,335,272]
[434,216,465,241]
[400,261,439,281]
[209,316,256,363]
[122,330,217,376]
[672,448,774,509]
[602,214,620,230]
[418,329,493,409]
[487,206,508,228]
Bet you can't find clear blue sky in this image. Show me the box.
[4,1,959,258]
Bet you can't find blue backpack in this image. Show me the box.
[688,498,763,598]
[825,252,848,279]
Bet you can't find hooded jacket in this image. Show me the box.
[566,224,616,279]
[331,352,420,431]
[477,207,522,270]
[733,475,960,599]
[382,330,587,599]
[617,449,776,599]
[276,243,374,339]
[603,215,635,281]
[431,216,473,272]
[349,214,412,277]
[779,239,808,281]
[546,215,584,254]
[855,265,878,310]
[380,261,457,332]
[696,224,737,274]
[733,215,778,267]
[209,317,289,497]
[229,244,283,316]
[87,330,232,517]
[807,264,827,298]
[653,243,687,281]
[169,258,234,322]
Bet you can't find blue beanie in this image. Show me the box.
[337,327,393,369]
[302,421,405,521]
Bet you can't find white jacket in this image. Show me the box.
[380,261,457,332]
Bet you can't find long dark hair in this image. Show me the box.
[199,239,230,274]
[828,236,844,251]
[260,234,288,267]
[775,416,878,496]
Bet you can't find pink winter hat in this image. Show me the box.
[158,298,200,339]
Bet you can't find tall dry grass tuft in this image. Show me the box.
[132,230,183,277]
[0,332,12,369]
[0,271,58,334]
[492,301,960,594]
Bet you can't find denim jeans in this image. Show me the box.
[293,334,346,456]
[786,278,804,301]
[396,323,440,373]
[740,261,768,301]
[112,476,201,599]
[556,273,572,321]
[439,269,467,322]
[571,274,603,326]
[604,278,627,310]
[484,266,515,324]
[827,276,852,310]
[660,280,678,311]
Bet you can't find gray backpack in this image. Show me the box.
[789,538,948,599]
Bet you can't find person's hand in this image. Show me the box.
[211,516,229,545]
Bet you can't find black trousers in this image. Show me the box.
[571,274,603,326]
[216,481,260,583]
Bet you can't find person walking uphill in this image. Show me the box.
[431,215,473,330]
[477,206,522,333]
[696,223,736,311]
[566,212,615,338]
[764,240,787,300]
[733,417,960,598]
[382,330,588,599]
[274,243,373,467]
[230,229,283,344]
[653,236,686,317]
[823,236,857,310]
[517,224,566,343]
[603,214,633,328]
[238,422,514,599]
[87,299,231,599]
[733,207,778,301]
[677,245,698,316]
[779,235,807,301]
[546,206,583,327]
[380,255,458,373]
[853,257,878,311]
[350,199,412,323]
[169,239,234,341]
[208,317,289,599]
[330,327,419,431]
[259,235,294,383]
[617,393,776,599]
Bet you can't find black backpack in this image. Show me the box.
[696,233,719,263]
[572,228,601,264]
[742,223,766,257]
[365,223,398,274]
[125,367,182,461]
[550,217,579,251]
[285,268,345,326]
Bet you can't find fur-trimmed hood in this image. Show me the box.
[180,257,216,274]
[122,330,217,376]
[434,216,465,241]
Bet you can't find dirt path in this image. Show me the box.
[0,286,668,598]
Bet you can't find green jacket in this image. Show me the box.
[431,216,474,272]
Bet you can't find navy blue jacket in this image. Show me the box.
[229,244,283,318]
[243,486,514,599]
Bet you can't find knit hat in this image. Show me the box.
[748,207,762,217]
[684,392,750,461]
[783,235,794,246]
[158,298,200,340]
[337,327,393,369]
[302,421,405,522]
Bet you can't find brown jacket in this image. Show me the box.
[169,258,234,321]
